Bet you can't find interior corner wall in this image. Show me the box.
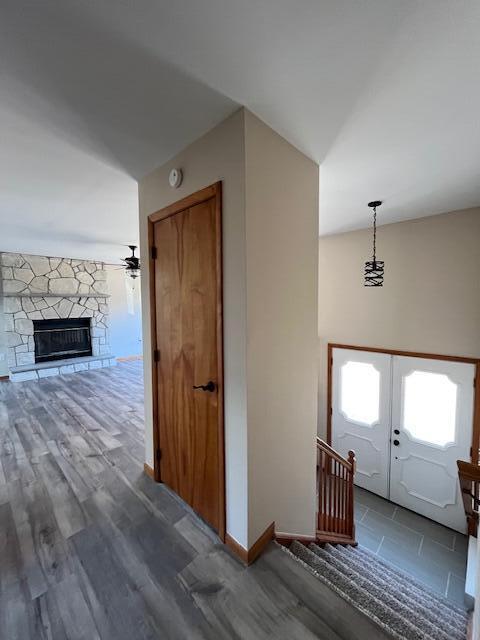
[244,111,319,544]
[138,109,249,548]
[317,207,480,437]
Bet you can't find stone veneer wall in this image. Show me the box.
[0,252,112,375]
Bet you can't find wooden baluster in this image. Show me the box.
[316,447,320,530]
[317,448,321,531]
[329,455,334,532]
[339,464,343,534]
[333,460,337,533]
[319,450,325,531]
[338,461,342,533]
[324,452,328,532]
[325,453,330,531]
[321,450,326,531]
[319,450,323,531]
[333,457,336,531]
[347,450,355,540]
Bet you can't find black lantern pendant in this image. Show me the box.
[364,200,384,287]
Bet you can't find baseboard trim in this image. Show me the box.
[316,531,357,546]
[143,463,155,480]
[249,522,276,564]
[275,532,317,547]
[225,534,249,564]
[226,522,275,565]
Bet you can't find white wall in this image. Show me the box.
[106,266,142,358]
[244,111,319,543]
[139,109,249,548]
[474,536,480,639]
[317,207,480,435]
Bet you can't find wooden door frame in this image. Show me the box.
[148,181,225,541]
[327,343,480,464]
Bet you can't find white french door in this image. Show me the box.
[332,348,475,532]
[332,349,392,498]
[390,356,475,532]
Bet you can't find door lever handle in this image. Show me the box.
[193,381,216,392]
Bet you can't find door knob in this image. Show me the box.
[193,381,216,392]
[394,429,400,435]
[393,439,400,446]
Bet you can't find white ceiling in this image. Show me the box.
[1,1,479,260]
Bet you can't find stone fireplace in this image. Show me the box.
[1,252,115,381]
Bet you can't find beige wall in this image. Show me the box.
[318,207,480,435]
[244,111,319,542]
[139,109,249,547]
[139,108,320,547]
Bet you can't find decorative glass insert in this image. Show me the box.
[340,361,380,425]
[403,371,457,447]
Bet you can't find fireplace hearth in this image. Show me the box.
[33,318,92,363]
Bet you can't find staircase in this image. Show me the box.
[316,437,356,545]
[282,540,469,640]
[292,441,471,638]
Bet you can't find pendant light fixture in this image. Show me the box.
[364,200,384,287]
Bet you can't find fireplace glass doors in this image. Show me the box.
[33,318,92,363]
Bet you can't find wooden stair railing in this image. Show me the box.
[457,460,480,537]
[317,437,356,545]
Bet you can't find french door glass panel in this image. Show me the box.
[332,348,391,498]
[390,356,474,533]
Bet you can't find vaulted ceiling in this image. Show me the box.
[1,1,479,261]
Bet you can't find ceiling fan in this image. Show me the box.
[122,245,141,279]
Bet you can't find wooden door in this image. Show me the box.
[332,348,392,498]
[390,356,474,532]
[149,183,224,538]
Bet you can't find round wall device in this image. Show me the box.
[169,168,183,188]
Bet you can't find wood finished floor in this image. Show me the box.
[0,361,390,640]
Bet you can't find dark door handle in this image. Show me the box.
[394,429,400,435]
[393,439,400,446]
[193,381,216,392]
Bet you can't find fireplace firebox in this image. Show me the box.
[33,318,92,363]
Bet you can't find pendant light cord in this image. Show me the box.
[372,205,377,263]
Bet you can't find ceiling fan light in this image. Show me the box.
[125,267,141,279]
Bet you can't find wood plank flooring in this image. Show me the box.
[0,361,389,639]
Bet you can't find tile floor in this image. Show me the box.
[354,486,468,605]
